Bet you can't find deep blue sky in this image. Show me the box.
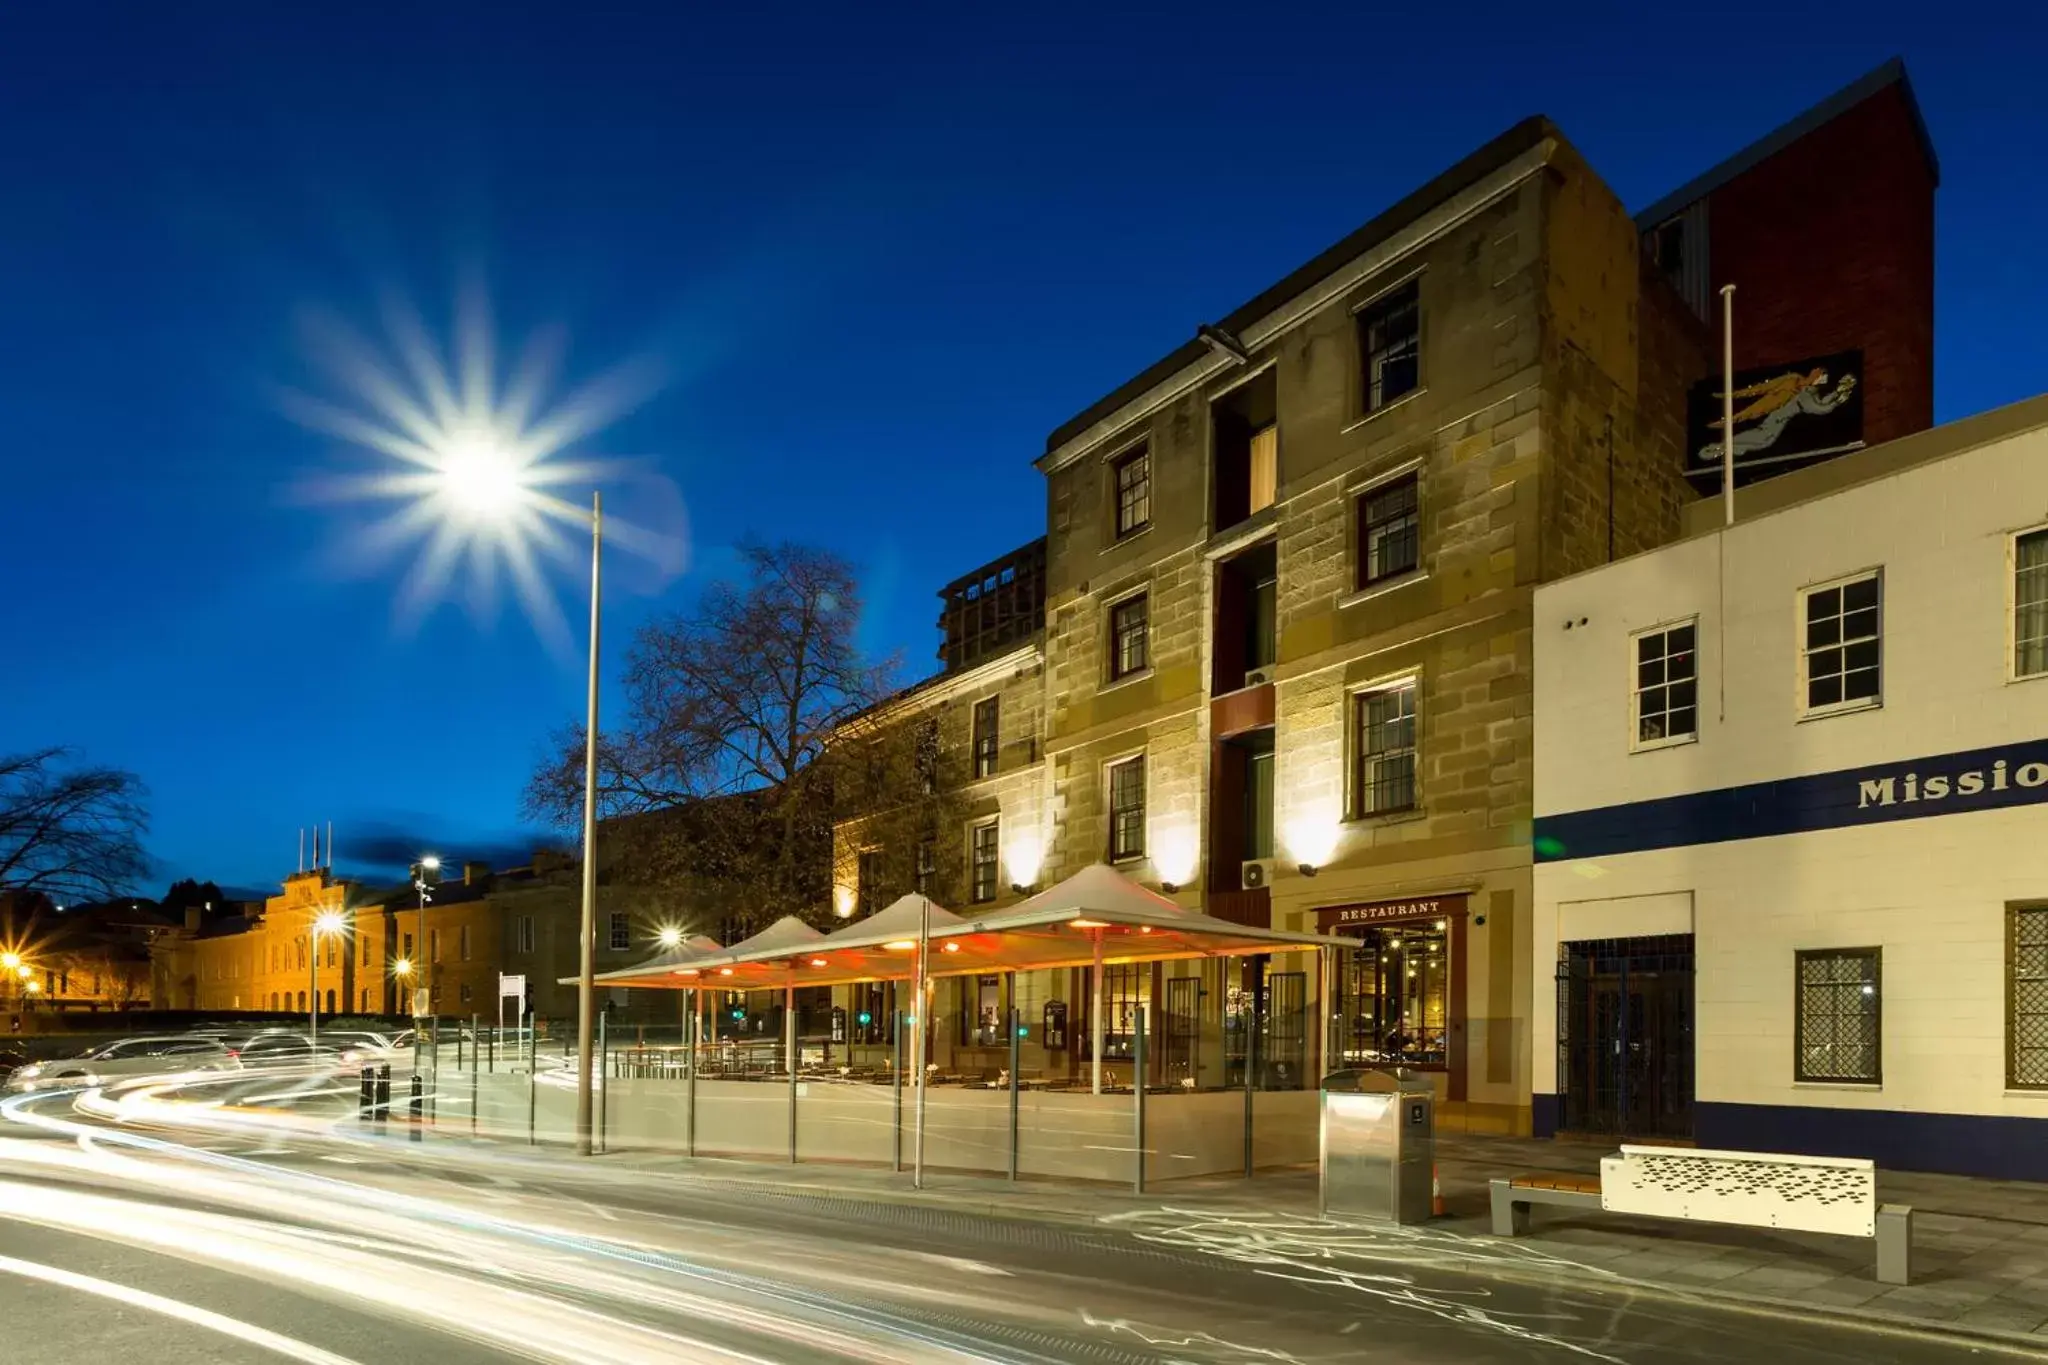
[2,5,2040,895]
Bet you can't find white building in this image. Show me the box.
[1530,396,2048,1178]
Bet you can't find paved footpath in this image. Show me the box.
[566,1130,2048,1350]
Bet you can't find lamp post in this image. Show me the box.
[311,910,346,1049]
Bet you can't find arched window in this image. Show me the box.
[297,991,307,1012]
[325,989,336,1015]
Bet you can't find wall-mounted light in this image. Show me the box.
[1010,883,1034,896]
[1297,864,1318,878]
[1160,881,1179,894]
[1153,825,1200,889]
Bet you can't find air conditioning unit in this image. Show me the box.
[1241,858,1275,890]
[1245,666,1274,687]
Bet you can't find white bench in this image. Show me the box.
[1490,1144,1912,1285]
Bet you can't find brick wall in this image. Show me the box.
[1704,83,1936,447]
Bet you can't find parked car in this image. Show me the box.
[0,1049,27,1083]
[5,1036,238,1092]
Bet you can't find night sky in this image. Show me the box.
[3,4,2039,894]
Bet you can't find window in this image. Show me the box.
[608,912,631,951]
[1108,755,1146,861]
[2017,530,2048,679]
[1358,279,1420,412]
[1354,681,1418,816]
[857,849,885,918]
[1358,472,1420,588]
[1109,593,1149,680]
[459,925,471,962]
[1336,923,1449,1067]
[1248,425,1278,515]
[361,933,371,966]
[326,938,336,968]
[361,988,372,1012]
[970,821,1000,904]
[1795,948,1881,1083]
[2011,906,2048,1089]
[1113,446,1150,538]
[517,916,535,954]
[402,932,414,963]
[429,929,440,964]
[915,718,940,795]
[852,982,896,1044]
[1801,572,1882,714]
[1245,747,1275,860]
[1087,963,1148,1061]
[1633,620,1698,747]
[972,696,1000,779]
[960,975,1004,1047]
[460,984,473,1004]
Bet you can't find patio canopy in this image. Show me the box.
[588,864,1351,991]
[583,932,722,987]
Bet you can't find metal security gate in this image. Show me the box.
[1558,935,1694,1138]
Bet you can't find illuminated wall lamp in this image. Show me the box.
[1010,883,1034,896]
[1297,863,1319,877]
[1159,881,1178,893]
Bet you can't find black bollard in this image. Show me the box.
[374,1064,391,1125]
[358,1066,373,1122]
[409,1072,423,1143]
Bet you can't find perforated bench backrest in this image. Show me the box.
[1599,1144,1876,1237]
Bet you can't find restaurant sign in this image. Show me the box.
[1317,893,1469,932]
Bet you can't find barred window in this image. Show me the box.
[1801,572,1882,714]
[1795,948,1881,1083]
[972,696,1000,779]
[2011,907,2048,1088]
[1359,279,1420,412]
[1359,473,1420,588]
[2016,530,2048,679]
[970,821,1000,904]
[1354,681,1418,816]
[1633,621,1698,747]
[1114,447,1151,538]
[1109,593,1149,680]
[1108,755,1146,861]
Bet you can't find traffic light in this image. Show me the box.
[730,1008,745,1022]
[856,1010,873,1026]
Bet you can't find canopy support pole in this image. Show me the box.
[1091,930,1105,1096]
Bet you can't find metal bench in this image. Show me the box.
[1490,1144,1912,1285]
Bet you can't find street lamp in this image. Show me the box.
[311,909,347,1048]
[657,926,682,951]
[427,446,605,1158]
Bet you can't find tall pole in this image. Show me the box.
[309,924,319,1047]
[1090,930,1105,1095]
[913,895,930,1190]
[575,491,603,1157]
[1720,283,1737,528]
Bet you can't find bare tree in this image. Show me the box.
[526,541,934,926]
[0,749,150,905]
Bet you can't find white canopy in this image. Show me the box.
[594,865,1348,990]
[584,932,722,987]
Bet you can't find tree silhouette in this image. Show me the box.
[0,748,149,905]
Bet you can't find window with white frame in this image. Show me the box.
[972,695,1000,779]
[1632,620,1698,747]
[1113,446,1151,538]
[2016,529,2048,679]
[608,912,631,951]
[1800,571,1882,715]
[970,820,1000,904]
[1795,947,1881,1083]
[1353,680,1418,816]
[1109,592,1149,680]
[1108,755,1146,861]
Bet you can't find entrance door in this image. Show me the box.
[1558,935,1693,1138]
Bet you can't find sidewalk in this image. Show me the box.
[560,1129,2048,1348]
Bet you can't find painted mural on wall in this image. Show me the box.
[1686,349,1864,491]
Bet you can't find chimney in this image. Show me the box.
[463,860,491,886]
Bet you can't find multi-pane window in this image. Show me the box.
[517,916,535,954]
[608,912,631,951]
[914,837,936,897]
[1335,922,1450,1068]
[1801,572,1882,714]
[960,975,1005,1047]
[1795,948,1881,1083]
[915,718,940,795]
[1359,279,1420,412]
[428,930,440,964]
[857,849,885,918]
[972,696,1000,779]
[1109,593,1149,680]
[2011,906,2048,1089]
[1108,755,1146,861]
[970,821,1000,904]
[402,932,413,963]
[1354,681,1418,816]
[1088,963,1149,1061]
[1359,473,1420,588]
[459,925,471,962]
[1633,621,1699,747]
[1113,447,1151,538]
[2016,529,2048,679]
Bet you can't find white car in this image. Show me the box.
[6,1036,239,1092]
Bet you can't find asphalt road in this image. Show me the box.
[0,1065,2036,1364]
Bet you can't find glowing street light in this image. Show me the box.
[309,908,349,1050]
[0,953,18,972]
[657,926,683,951]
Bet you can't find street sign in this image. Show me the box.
[498,974,526,999]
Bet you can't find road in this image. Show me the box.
[0,1063,2034,1364]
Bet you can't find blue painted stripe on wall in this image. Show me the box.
[1533,736,2048,862]
[1696,1102,2048,1182]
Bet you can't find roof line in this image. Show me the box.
[1634,57,1938,229]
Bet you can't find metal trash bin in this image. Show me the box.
[1320,1068,1435,1222]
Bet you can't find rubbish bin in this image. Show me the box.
[1320,1068,1434,1222]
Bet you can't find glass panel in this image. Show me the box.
[1842,576,1879,611]
[2016,531,2048,678]
[1337,923,1449,1068]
